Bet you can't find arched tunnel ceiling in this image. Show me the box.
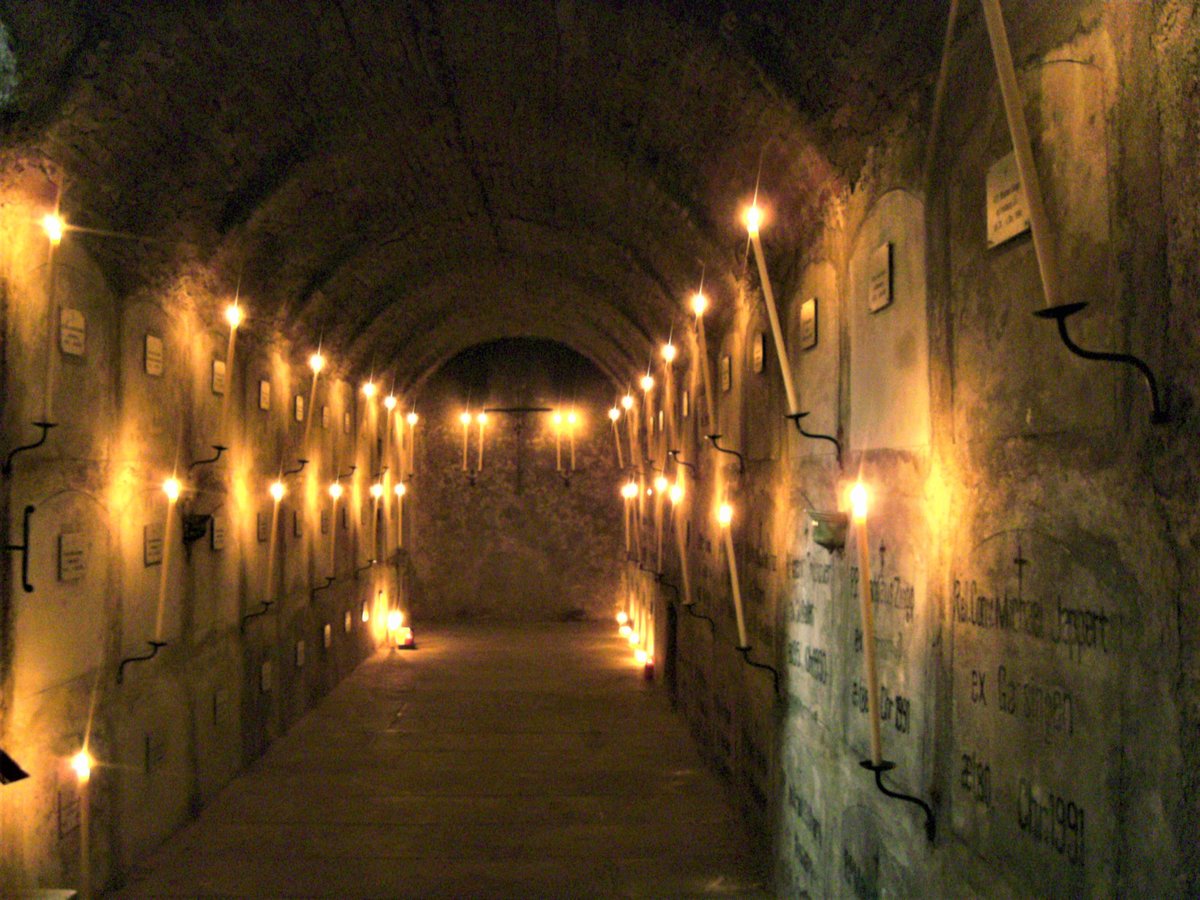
[0,0,947,382]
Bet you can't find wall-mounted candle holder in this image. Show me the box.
[0,748,29,784]
[1034,302,1169,424]
[282,458,308,477]
[809,510,849,554]
[371,465,389,481]
[735,645,781,698]
[336,465,356,480]
[310,576,335,602]
[2,421,57,475]
[117,640,167,684]
[667,449,696,476]
[860,760,936,841]
[240,600,273,633]
[181,512,211,545]
[354,558,376,578]
[4,504,35,593]
[706,434,745,473]
[785,413,843,464]
[187,444,227,472]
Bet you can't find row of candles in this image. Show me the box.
[611,202,886,768]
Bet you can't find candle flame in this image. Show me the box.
[619,624,632,638]
[42,212,65,245]
[608,407,620,422]
[717,502,733,527]
[744,204,763,235]
[269,480,285,502]
[370,482,384,499]
[70,749,93,784]
[661,343,677,363]
[406,412,419,426]
[308,352,325,374]
[654,475,668,493]
[362,381,377,398]
[387,609,403,632]
[640,374,655,392]
[224,303,243,329]
[162,477,182,503]
[460,411,472,426]
[620,482,638,500]
[691,292,708,317]
[616,610,628,625]
[383,395,397,411]
[669,483,684,504]
[566,410,577,426]
[635,648,649,665]
[476,412,487,425]
[850,482,869,522]
[328,482,343,500]
[621,394,634,411]
[628,632,640,646]
[394,482,407,497]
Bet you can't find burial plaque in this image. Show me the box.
[211,359,226,395]
[868,243,892,313]
[144,522,164,566]
[800,298,818,350]
[987,152,1031,248]
[58,532,86,582]
[258,379,271,410]
[60,308,86,356]
[144,334,164,376]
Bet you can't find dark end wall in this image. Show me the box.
[408,339,624,623]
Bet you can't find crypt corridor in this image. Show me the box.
[1,1,1199,897]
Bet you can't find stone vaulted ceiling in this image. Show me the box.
[0,0,945,384]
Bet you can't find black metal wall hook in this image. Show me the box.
[3,422,57,475]
[706,434,745,473]
[682,602,716,632]
[785,413,843,463]
[282,458,308,477]
[354,558,376,577]
[310,576,335,602]
[240,601,273,633]
[371,465,389,480]
[860,760,936,841]
[668,449,696,475]
[4,505,35,593]
[1034,302,1169,424]
[117,640,167,684]
[655,572,680,603]
[736,645,781,697]
[336,465,356,480]
[188,444,227,472]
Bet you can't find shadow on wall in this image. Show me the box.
[409,339,624,623]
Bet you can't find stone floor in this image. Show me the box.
[109,622,770,898]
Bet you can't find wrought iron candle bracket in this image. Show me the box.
[638,562,660,577]
[667,449,696,475]
[371,465,389,480]
[187,444,227,472]
[1034,302,1169,424]
[706,434,745,473]
[682,601,716,632]
[785,413,843,464]
[282,458,308,477]
[240,601,273,633]
[310,576,335,602]
[4,505,35,593]
[354,558,377,578]
[336,465,356,480]
[117,641,167,684]
[860,760,936,841]
[736,645,781,697]
[3,422,58,475]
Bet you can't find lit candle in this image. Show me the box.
[567,410,577,470]
[669,480,693,606]
[553,411,563,471]
[851,481,883,766]
[71,748,92,900]
[328,481,343,573]
[717,502,748,648]
[622,394,637,476]
[745,205,800,415]
[220,302,244,442]
[692,292,718,433]
[608,407,624,468]
[621,481,637,553]
[477,412,487,470]
[661,342,677,451]
[155,477,182,642]
[640,374,655,468]
[406,412,419,477]
[459,411,471,470]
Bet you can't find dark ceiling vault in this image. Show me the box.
[0,0,947,383]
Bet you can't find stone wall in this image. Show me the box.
[0,165,399,893]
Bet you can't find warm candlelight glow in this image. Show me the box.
[628,632,640,646]
[566,410,577,427]
[616,610,628,625]
[362,381,377,398]
[619,624,633,638]
[553,411,563,426]
[383,395,397,411]
[224,303,243,329]
[850,482,869,522]
[654,475,668,493]
[42,212,65,245]
[269,480,285,502]
[669,483,684,504]
[608,407,620,422]
[162,477,182,503]
[621,481,638,500]
[744,204,763,235]
[635,648,649,665]
[387,609,403,632]
[621,394,634,411]
[70,749,93,784]
[460,411,472,426]
[394,482,406,497]
[661,343,677,363]
[362,604,370,623]
[691,291,708,317]
[476,412,488,426]
[640,374,655,392]
[717,502,733,527]
[370,482,384,499]
[406,412,419,426]
[308,352,325,374]
[328,482,344,500]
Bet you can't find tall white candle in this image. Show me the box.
[477,412,487,470]
[406,412,419,477]
[568,410,577,470]
[553,412,563,471]
[662,343,677,451]
[609,408,625,468]
[718,503,748,648]
[692,293,718,434]
[460,411,471,471]
[851,482,883,766]
[623,395,637,474]
[746,207,800,415]
[670,482,693,605]
[71,749,92,900]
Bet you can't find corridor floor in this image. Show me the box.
[110,622,770,898]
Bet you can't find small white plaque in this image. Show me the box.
[144,522,164,566]
[987,151,1031,248]
[256,512,268,543]
[344,610,353,633]
[720,354,732,393]
[60,308,86,356]
[868,243,892,313]
[800,298,818,350]
[210,515,226,551]
[211,359,227,395]
[343,411,352,434]
[293,394,305,422]
[295,640,306,668]
[144,334,164,376]
[320,509,330,535]
[58,532,86,582]
[323,623,332,649]
[682,390,690,418]
[751,331,765,373]
[258,379,271,411]
[321,405,330,430]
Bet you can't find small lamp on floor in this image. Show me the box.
[387,609,416,650]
